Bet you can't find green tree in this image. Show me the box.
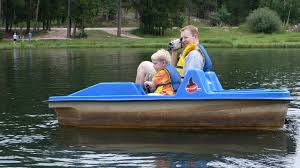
[132,0,185,36]
[246,7,282,33]
[2,0,23,32]
[189,0,260,25]
[69,0,98,37]
[192,0,218,19]
[223,0,260,25]
[96,0,117,21]
[209,4,231,26]
[259,0,300,25]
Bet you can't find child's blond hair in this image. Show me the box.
[181,25,199,39]
[151,49,171,64]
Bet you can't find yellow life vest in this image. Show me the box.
[154,85,163,94]
[176,43,197,77]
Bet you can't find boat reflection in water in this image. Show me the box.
[54,127,296,167]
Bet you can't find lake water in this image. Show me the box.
[0,48,299,167]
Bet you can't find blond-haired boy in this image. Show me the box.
[144,49,181,96]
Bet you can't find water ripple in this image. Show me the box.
[30,153,156,167]
[0,135,46,145]
[208,155,294,168]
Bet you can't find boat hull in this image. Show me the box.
[49,100,289,130]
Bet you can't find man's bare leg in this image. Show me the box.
[135,61,156,85]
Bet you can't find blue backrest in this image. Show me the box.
[205,71,223,91]
[176,69,223,96]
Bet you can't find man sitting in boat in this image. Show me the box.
[135,25,212,84]
[172,25,212,78]
[144,49,181,96]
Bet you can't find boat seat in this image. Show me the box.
[70,82,146,96]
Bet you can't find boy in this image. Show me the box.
[144,49,181,96]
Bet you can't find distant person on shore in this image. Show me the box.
[28,32,32,42]
[135,25,212,85]
[13,33,17,44]
[143,49,181,96]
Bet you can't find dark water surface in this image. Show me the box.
[0,48,299,167]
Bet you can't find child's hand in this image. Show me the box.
[144,81,153,88]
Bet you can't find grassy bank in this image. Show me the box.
[0,38,170,50]
[1,27,300,49]
[199,27,300,48]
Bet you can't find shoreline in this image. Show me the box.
[1,39,300,50]
[1,27,300,49]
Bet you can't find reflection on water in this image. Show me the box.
[0,48,300,167]
[56,128,292,155]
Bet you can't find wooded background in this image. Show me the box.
[0,0,299,36]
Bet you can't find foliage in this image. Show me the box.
[75,30,88,38]
[223,0,260,25]
[209,5,231,26]
[188,0,260,25]
[96,0,117,20]
[0,32,3,40]
[1,0,299,36]
[191,0,218,19]
[0,0,115,34]
[246,7,282,33]
[132,0,185,36]
[259,0,300,25]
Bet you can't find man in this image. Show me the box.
[172,25,204,78]
[135,25,205,85]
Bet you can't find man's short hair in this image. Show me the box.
[151,49,171,64]
[181,25,199,39]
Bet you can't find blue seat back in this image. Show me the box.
[176,69,223,96]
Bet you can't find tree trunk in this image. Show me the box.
[67,0,71,38]
[26,0,32,33]
[72,22,77,36]
[286,5,291,26]
[46,19,50,30]
[117,0,122,37]
[34,0,40,31]
[105,14,109,21]
[0,0,2,18]
[187,0,191,25]
[5,19,9,32]
[26,20,31,32]
[135,9,138,19]
[49,20,51,31]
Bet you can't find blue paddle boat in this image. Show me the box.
[48,69,292,130]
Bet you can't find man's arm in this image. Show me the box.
[171,50,178,66]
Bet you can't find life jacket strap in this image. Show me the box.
[156,82,181,92]
[197,47,206,63]
[156,82,181,87]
